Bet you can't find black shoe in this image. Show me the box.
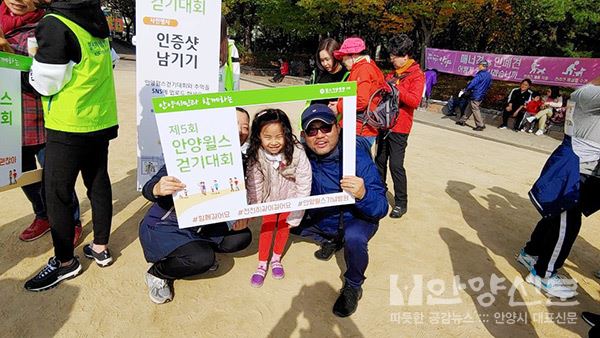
[24,256,82,292]
[333,284,363,317]
[83,243,113,267]
[455,121,465,126]
[389,206,407,219]
[314,239,343,261]
[473,125,486,131]
[582,312,600,327]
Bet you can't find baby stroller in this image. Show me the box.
[544,106,566,134]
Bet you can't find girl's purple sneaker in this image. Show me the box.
[250,266,267,288]
[271,261,285,279]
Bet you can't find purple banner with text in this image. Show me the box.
[425,47,600,88]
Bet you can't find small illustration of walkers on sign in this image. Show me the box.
[562,60,586,77]
[198,181,207,195]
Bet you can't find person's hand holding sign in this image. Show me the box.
[153,176,186,197]
[341,176,366,200]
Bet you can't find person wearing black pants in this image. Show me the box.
[375,133,409,216]
[375,34,425,218]
[43,130,114,263]
[24,0,119,292]
[498,79,532,130]
[139,165,252,304]
[146,224,252,281]
[523,175,600,279]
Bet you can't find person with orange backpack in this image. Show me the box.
[375,34,425,219]
[329,37,386,146]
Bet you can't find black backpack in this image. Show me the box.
[361,77,402,138]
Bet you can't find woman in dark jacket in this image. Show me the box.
[309,38,349,106]
[140,169,252,304]
[139,109,252,304]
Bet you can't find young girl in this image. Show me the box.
[246,109,312,287]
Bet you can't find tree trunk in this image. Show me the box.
[419,20,432,68]
[244,25,253,53]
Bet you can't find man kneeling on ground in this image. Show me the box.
[291,104,388,317]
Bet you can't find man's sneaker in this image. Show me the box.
[73,222,83,246]
[145,272,173,304]
[516,249,537,272]
[389,206,407,219]
[535,129,544,136]
[526,116,536,123]
[83,243,113,267]
[498,125,507,130]
[581,311,600,327]
[19,218,50,242]
[208,259,219,272]
[473,125,486,131]
[24,256,82,292]
[455,121,465,126]
[582,312,600,327]
[525,271,578,299]
[333,284,363,317]
[314,239,343,261]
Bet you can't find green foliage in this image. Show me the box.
[223,0,599,58]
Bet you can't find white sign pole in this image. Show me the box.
[136,0,222,189]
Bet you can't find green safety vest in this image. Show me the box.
[41,14,118,133]
[224,41,235,92]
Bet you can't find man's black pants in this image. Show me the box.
[148,228,252,280]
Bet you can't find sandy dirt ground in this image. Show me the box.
[1,60,599,338]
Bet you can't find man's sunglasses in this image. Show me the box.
[305,124,333,137]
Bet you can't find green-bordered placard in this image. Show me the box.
[152,82,357,113]
[0,51,32,71]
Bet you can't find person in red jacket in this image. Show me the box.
[376,34,425,218]
[330,37,386,146]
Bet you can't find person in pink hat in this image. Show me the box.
[328,37,386,146]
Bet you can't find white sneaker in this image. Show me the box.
[516,249,537,272]
[145,272,173,304]
[498,126,507,130]
[535,130,544,136]
[525,272,577,299]
[526,116,536,123]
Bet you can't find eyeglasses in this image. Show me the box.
[305,124,333,137]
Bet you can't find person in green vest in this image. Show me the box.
[24,0,118,292]
[219,15,240,92]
